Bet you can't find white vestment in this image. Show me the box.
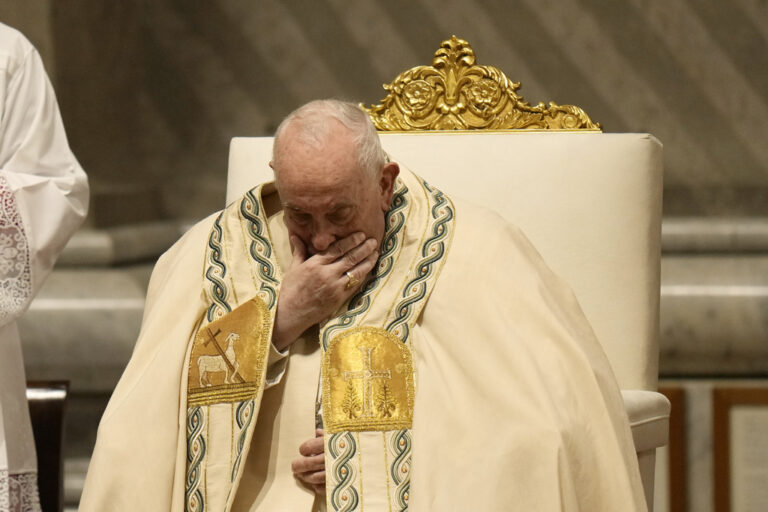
[81,169,645,511]
[0,22,89,511]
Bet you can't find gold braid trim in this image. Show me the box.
[188,383,259,407]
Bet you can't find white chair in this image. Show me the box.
[226,36,670,511]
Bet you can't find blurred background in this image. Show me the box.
[2,1,767,510]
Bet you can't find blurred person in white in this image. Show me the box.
[0,21,88,512]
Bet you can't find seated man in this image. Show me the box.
[80,99,646,511]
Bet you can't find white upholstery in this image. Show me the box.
[227,132,669,510]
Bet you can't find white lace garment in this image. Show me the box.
[0,471,40,512]
[0,175,31,323]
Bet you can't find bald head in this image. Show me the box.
[272,99,387,180]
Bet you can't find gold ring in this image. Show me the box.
[345,271,360,290]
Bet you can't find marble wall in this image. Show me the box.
[4,0,768,223]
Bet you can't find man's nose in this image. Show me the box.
[310,230,336,253]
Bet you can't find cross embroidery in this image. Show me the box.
[344,347,391,418]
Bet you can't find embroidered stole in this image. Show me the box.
[182,171,455,512]
[184,187,281,511]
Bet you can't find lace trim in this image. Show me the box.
[0,470,41,512]
[0,175,31,324]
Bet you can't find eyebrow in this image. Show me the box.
[282,202,355,213]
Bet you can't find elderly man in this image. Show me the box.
[81,100,646,511]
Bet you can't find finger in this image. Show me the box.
[313,483,326,495]
[299,436,325,457]
[300,470,326,486]
[330,237,378,271]
[315,428,324,438]
[341,248,380,291]
[289,235,307,267]
[292,453,325,474]
[316,232,366,263]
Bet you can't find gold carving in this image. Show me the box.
[362,36,601,131]
[323,326,414,433]
[188,297,271,406]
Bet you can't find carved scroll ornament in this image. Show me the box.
[362,36,601,131]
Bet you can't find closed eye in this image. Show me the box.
[287,210,311,226]
[327,206,354,225]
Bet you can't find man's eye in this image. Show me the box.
[289,212,311,225]
[328,207,353,224]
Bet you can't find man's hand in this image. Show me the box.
[292,429,325,495]
[272,232,378,351]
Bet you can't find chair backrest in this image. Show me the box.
[27,381,68,512]
[226,37,663,392]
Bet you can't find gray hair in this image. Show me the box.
[272,99,387,178]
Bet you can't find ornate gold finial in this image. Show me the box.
[362,36,601,131]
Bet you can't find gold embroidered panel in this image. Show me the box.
[188,297,270,406]
[362,35,601,131]
[323,326,414,433]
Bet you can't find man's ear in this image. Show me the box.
[379,162,400,211]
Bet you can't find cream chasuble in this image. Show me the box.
[81,167,647,511]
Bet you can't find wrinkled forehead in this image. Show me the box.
[274,118,356,167]
[274,134,369,193]
[277,168,369,216]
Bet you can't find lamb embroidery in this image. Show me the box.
[197,330,242,386]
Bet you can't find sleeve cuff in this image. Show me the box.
[264,340,290,387]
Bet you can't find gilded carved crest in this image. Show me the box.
[362,36,601,131]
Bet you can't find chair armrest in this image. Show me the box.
[621,389,671,452]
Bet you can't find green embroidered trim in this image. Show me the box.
[386,179,454,343]
[205,212,231,322]
[230,399,256,482]
[185,406,206,512]
[389,429,412,511]
[239,189,279,309]
[328,432,360,511]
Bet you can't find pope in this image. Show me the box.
[80,99,646,511]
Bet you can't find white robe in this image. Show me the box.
[81,170,646,511]
[0,22,88,511]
